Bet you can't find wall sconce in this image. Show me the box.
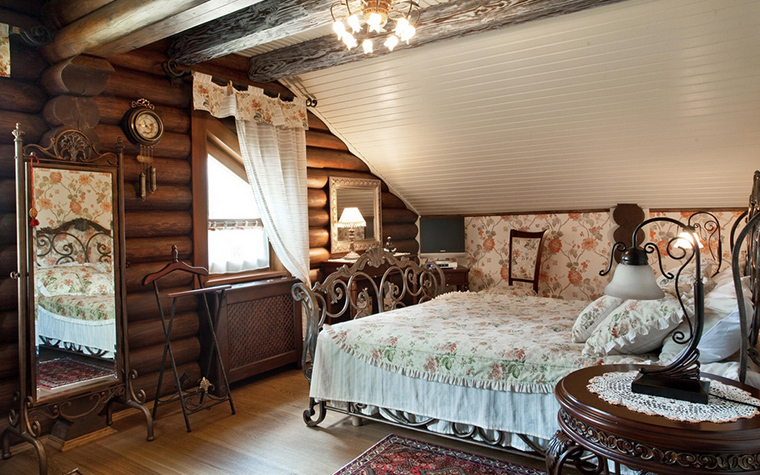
[601,217,709,403]
[338,207,366,259]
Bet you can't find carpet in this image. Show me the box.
[334,434,547,475]
[38,357,114,389]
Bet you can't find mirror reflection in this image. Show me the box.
[33,167,117,399]
[330,177,382,255]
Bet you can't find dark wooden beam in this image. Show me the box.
[169,0,333,65]
[248,0,629,83]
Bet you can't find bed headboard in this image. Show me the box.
[737,171,760,382]
[35,217,113,267]
[292,245,444,382]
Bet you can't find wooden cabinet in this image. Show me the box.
[213,277,301,383]
[442,267,469,291]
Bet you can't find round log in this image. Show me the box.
[9,42,47,80]
[107,48,168,78]
[125,261,194,293]
[0,311,18,344]
[0,344,19,379]
[0,79,47,114]
[309,228,329,248]
[123,156,191,185]
[0,214,16,245]
[306,168,383,189]
[382,192,407,209]
[133,362,200,400]
[103,67,192,109]
[128,312,199,349]
[0,378,20,415]
[40,55,115,97]
[0,111,48,144]
[309,208,329,228]
[309,247,330,267]
[306,147,369,172]
[96,124,191,160]
[126,287,198,323]
[306,130,349,151]
[308,188,327,208]
[0,278,17,311]
[42,0,116,30]
[0,149,14,179]
[42,95,99,128]
[308,113,329,132]
[124,211,193,238]
[130,337,200,376]
[382,208,418,224]
[382,223,418,241]
[308,268,320,284]
[0,246,16,277]
[124,184,193,212]
[393,238,419,254]
[0,180,14,213]
[126,235,193,265]
[94,95,190,134]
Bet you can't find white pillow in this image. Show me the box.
[571,295,624,343]
[660,275,752,364]
[583,297,684,356]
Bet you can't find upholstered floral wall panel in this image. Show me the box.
[465,209,743,301]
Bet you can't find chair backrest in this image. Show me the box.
[508,229,547,294]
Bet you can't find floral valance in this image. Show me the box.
[0,23,10,77]
[192,72,308,130]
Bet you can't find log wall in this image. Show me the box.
[0,38,418,433]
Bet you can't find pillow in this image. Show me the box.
[583,296,683,356]
[81,270,115,295]
[660,275,752,364]
[571,295,624,343]
[35,266,87,295]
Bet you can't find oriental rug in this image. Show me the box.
[334,434,547,475]
[38,357,114,389]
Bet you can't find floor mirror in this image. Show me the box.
[1,125,152,475]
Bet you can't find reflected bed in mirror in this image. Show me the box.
[32,167,117,399]
[329,176,382,256]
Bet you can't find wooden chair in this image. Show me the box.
[508,229,547,294]
[141,246,235,432]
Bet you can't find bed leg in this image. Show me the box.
[350,416,363,427]
[303,398,327,427]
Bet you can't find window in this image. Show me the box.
[206,153,269,274]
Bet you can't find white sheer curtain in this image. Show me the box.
[192,72,310,285]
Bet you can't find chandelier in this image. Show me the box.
[331,0,421,54]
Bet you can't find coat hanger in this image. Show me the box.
[142,245,208,286]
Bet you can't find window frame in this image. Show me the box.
[192,110,287,286]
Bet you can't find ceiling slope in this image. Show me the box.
[284,0,760,216]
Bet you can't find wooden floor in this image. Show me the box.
[1,367,548,475]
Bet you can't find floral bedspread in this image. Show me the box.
[323,292,655,393]
[37,294,114,322]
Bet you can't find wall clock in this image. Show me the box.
[122,98,162,199]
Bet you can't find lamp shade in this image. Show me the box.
[338,207,366,228]
[674,231,704,249]
[604,262,665,300]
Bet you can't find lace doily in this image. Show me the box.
[587,371,760,423]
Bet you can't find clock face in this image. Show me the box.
[134,110,161,140]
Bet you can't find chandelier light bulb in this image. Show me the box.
[347,14,362,33]
[384,35,399,51]
[333,20,346,39]
[343,33,358,49]
[363,39,374,54]
[400,24,416,43]
[367,12,384,33]
[395,17,409,37]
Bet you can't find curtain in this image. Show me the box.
[192,72,311,285]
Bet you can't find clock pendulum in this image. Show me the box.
[121,98,164,199]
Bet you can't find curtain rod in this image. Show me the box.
[162,59,317,107]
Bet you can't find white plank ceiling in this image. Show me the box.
[282,0,760,216]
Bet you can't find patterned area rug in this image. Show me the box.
[334,434,547,475]
[38,357,114,389]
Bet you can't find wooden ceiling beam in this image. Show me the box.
[169,0,334,65]
[40,0,263,64]
[248,0,629,83]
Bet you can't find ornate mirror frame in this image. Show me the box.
[2,125,152,474]
[329,176,382,255]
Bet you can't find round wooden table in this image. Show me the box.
[545,365,760,475]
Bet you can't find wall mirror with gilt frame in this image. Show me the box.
[3,125,152,475]
[329,176,382,256]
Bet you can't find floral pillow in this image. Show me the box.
[571,295,624,343]
[583,296,684,356]
[36,264,114,296]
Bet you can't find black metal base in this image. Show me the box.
[631,371,710,404]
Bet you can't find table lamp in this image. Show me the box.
[338,207,366,259]
[601,216,709,403]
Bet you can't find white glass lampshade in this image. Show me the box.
[384,35,399,51]
[604,262,665,300]
[338,207,366,228]
[674,231,704,249]
[362,39,373,54]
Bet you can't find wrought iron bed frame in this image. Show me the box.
[293,173,760,458]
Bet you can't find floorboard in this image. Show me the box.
[0,368,548,474]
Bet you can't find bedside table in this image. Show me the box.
[441,267,469,291]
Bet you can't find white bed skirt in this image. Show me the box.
[36,305,116,358]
